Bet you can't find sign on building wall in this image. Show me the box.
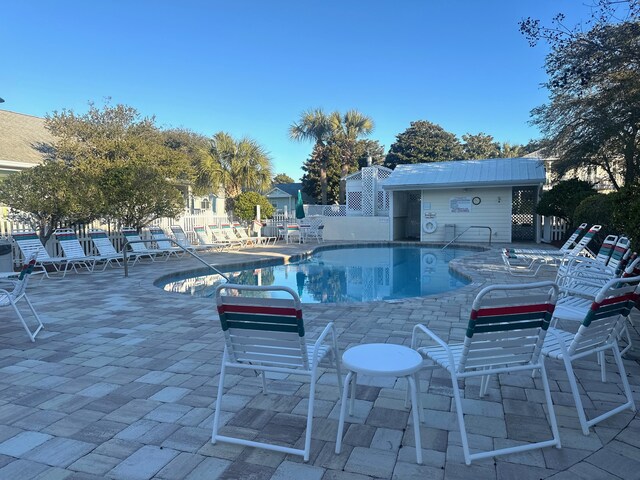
[449,197,472,213]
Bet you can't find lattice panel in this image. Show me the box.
[512,186,537,241]
[408,192,421,203]
[361,167,375,216]
[347,192,362,213]
[376,191,390,214]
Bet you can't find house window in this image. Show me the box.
[201,199,210,210]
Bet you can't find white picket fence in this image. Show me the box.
[541,216,568,243]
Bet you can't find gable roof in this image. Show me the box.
[0,110,54,169]
[382,157,546,191]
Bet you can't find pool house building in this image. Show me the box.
[323,157,546,243]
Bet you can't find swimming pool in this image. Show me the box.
[159,245,475,304]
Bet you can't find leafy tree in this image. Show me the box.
[233,191,275,223]
[536,179,598,227]
[290,109,334,204]
[574,193,616,237]
[384,120,463,168]
[499,142,524,158]
[44,102,193,229]
[461,133,500,159]
[301,139,385,204]
[613,183,640,249]
[273,173,295,184]
[0,161,97,244]
[202,132,272,205]
[520,1,640,188]
[329,110,375,202]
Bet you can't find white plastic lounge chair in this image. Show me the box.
[192,225,225,251]
[0,254,44,342]
[251,220,277,245]
[54,229,98,274]
[148,226,184,259]
[505,223,588,256]
[411,281,561,465]
[212,284,342,462]
[88,229,141,269]
[221,223,248,246]
[208,224,242,249]
[12,230,69,278]
[229,222,256,246]
[121,227,159,262]
[169,225,213,253]
[542,276,638,435]
[502,225,602,276]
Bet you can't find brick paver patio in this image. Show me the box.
[0,242,638,479]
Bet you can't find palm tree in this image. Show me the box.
[195,132,272,205]
[289,109,333,204]
[330,110,374,202]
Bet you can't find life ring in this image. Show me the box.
[423,220,437,234]
[423,253,436,266]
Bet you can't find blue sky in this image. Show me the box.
[1,1,592,180]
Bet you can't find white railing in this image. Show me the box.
[542,216,567,243]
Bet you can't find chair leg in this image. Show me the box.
[539,361,561,449]
[10,300,38,342]
[349,372,357,415]
[211,353,228,443]
[611,345,636,414]
[407,375,423,464]
[561,354,591,435]
[335,371,353,454]
[303,369,318,462]
[480,372,491,397]
[450,371,472,465]
[261,371,268,394]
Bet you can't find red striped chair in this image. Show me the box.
[542,276,638,435]
[211,284,342,462]
[411,281,561,465]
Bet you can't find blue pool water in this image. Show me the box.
[160,246,474,304]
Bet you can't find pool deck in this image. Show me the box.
[0,241,639,479]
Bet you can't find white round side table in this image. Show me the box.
[335,343,424,464]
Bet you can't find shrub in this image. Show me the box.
[573,193,616,238]
[233,191,275,223]
[536,179,597,228]
[613,184,640,250]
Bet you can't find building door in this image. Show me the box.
[512,186,537,241]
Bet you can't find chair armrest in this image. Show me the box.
[311,322,337,368]
[411,324,457,370]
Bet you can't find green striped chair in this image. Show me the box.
[542,276,638,435]
[411,281,561,465]
[212,284,342,462]
[12,230,69,278]
[0,253,44,341]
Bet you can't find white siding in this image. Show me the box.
[323,216,390,241]
[420,187,512,243]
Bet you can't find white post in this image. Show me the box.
[255,205,262,240]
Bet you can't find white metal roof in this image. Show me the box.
[381,157,546,191]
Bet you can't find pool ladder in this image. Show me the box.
[441,226,492,250]
[122,238,229,281]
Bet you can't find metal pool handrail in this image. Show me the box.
[442,226,492,250]
[122,238,229,281]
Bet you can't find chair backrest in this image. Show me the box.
[148,226,174,249]
[594,235,618,264]
[568,225,602,257]
[11,231,50,261]
[194,225,213,245]
[215,284,309,369]
[209,225,228,243]
[607,236,631,273]
[623,255,640,278]
[170,225,193,248]
[232,222,250,240]
[121,228,150,253]
[54,229,88,259]
[561,223,589,251]
[88,229,119,256]
[221,223,240,241]
[459,281,558,374]
[7,254,38,300]
[569,276,640,355]
[287,225,300,234]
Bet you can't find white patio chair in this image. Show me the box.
[212,284,342,462]
[208,225,242,249]
[285,224,302,244]
[11,230,69,278]
[542,276,638,435]
[411,281,561,465]
[54,229,98,274]
[505,223,588,257]
[231,222,258,247]
[502,225,601,276]
[192,225,226,251]
[88,228,142,268]
[121,227,159,262]
[251,220,277,245]
[0,254,44,342]
[221,223,248,247]
[148,226,184,259]
[169,225,213,253]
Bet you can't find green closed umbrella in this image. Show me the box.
[295,190,305,220]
